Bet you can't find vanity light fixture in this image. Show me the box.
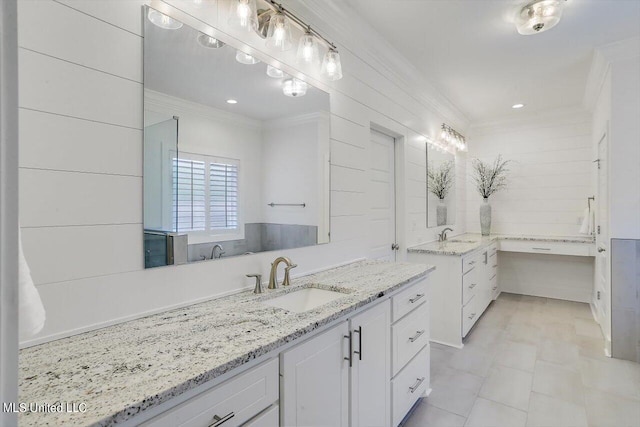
[235,50,261,65]
[266,64,286,78]
[265,9,293,51]
[226,99,238,104]
[197,33,225,48]
[515,0,566,35]
[282,78,308,97]
[435,123,467,152]
[512,103,525,109]
[321,48,343,81]
[147,9,183,30]
[296,28,320,66]
[228,0,259,32]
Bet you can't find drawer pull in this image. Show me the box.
[209,412,234,427]
[492,264,498,268]
[354,326,362,361]
[468,283,477,289]
[468,313,476,320]
[409,294,425,304]
[492,286,498,291]
[409,330,425,343]
[532,247,551,251]
[409,377,425,393]
[468,261,476,265]
[344,333,352,367]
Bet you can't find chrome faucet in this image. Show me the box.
[268,257,297,289]
[211,244,225,259]
[438,228,454,242]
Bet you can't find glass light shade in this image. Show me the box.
[282,78,308,97]
[197,33,225,48]
[147,9,183,30]
[265,12,293,51]
[296,32,320,66]
[228,0,258,32]
[266,65,285,78]
[235,50,260,65]
[321,49,343,81]
[515,0,564,35]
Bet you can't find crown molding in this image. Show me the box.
[289,0,471,131]
[598,37,640,63]
[469,105,590,134]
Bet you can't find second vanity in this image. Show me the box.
[19,261,434,427]
[408,233,595,348]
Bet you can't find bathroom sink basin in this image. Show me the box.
[447,239,479,244]
[262,288,346,313]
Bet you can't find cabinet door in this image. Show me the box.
[281,321,349,427]
[351,300,391,427]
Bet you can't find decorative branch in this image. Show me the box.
[428,160,454,200]
[471,155,511,199]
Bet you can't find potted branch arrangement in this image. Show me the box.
[471,155,510,235]
[428,160,454,226]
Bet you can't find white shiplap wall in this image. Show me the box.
[18,0,468,345]
[465,109,594,236]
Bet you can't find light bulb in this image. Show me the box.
[296,31,319,66]
[147,9,183,30]
[321,48,343,81]
[235,50,260,65]
[266,65,285,78]
[197,33,225,48]
[282,78,308,97]
[228,0,258,32]
[265,12,292,51]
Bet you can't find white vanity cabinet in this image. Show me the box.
[281,300,392,427]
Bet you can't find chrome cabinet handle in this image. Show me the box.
[597,247,606,253]
[468,313,476,320]
[409,294,425,303]
[353,326,362,361]
[492,264,498,268]
[468,261,476,265]
[344,333,352,367]
[492,286,498,291]
[209,412,234,427]
[468,283,477,289]
[409,377,425,393]
[409,330,425,342]
[532,247,551,251]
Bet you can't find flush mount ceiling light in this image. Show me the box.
[515,0,566,35]
[228,0,258,32]
[235,50,261,65]
[197,33,225,48]
[282,78,308,97]
[147,9,183,30]
[226,99,238,104]
[266,64,286,78]
[228,0,343,81]
[512,103,525,109]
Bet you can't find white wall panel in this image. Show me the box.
[54,0,145,36]
[330,115,368,148]
[19,109,142,176]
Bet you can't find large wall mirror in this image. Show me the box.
[427,149,456,227]
[143,7,330,268]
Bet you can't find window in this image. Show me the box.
[172,153,239,235]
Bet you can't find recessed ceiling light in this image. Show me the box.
[147,9,183,30]
[512,103,525,109]
[226,99,238,104]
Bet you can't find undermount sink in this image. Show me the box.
[446,239,479,244]
[262,288,347,313]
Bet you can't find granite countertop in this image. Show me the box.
[19,260,433,427]
[407,233,596,256]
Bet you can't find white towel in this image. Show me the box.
[579,207,595,235]
[18,228,46,338]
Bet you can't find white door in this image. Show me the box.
[368,130,397,261]
[280,322,350,427]
[595,130,610,349]
[350,300,391,427]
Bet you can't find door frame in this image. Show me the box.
[370,122,406,262]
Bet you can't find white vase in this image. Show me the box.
[437,201,447,226]
[480,198,491,236]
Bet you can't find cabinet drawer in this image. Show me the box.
[462,268,479,306]
[499,240,593,257]
[462,254,480,275]
[392,278,428,322]
[392,302,429,375]
[142,359,278,427]
[488,244,498,257]
[462,296,479,337]
[392,345,429,427]
[242,405,278,427]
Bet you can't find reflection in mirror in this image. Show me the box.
[143,7,330,268]
[427,149,456,227]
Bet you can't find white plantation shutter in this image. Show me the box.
[172,154,239,234]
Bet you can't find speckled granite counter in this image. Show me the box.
[19,260,433,427]
[407,233,595,256]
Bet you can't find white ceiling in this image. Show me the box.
[343,0,640,123]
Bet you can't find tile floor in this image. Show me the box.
[402,293,640,427]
